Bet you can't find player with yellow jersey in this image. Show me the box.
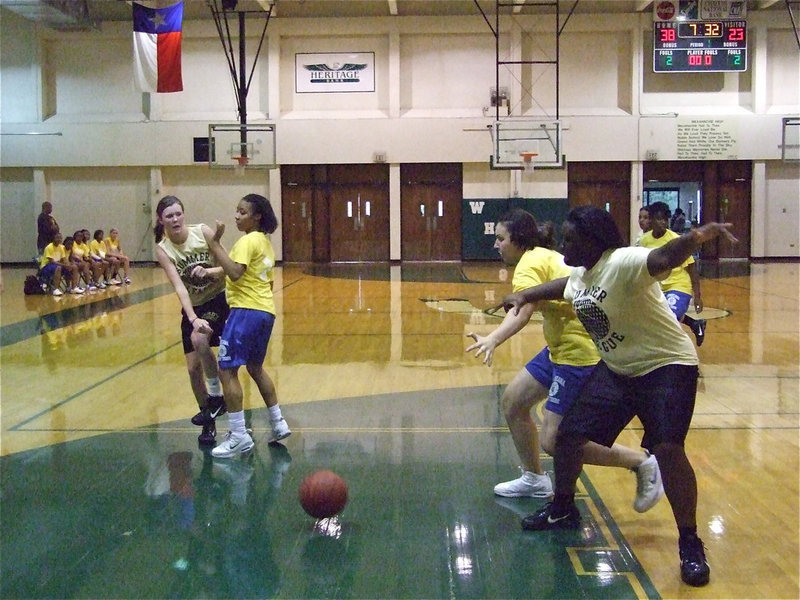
[105,228,131,284]
[466,209,662,512]
[39,232,83,295]
[207,194,291,459]
[88,230,113,286]
[640,202,706,345]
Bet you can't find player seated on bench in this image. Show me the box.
[39,232,84,296]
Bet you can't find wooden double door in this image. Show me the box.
[282,164,390,262]
[281,163,463,262]
[400,163,462,261]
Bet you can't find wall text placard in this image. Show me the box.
[677,118,738,159]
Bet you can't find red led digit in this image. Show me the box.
[661,28,676,42]
[728,27,744,41]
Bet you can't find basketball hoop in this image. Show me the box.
[232,155,248,176]
[520,152,538,173]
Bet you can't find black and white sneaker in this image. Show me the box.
[521,501,580,531]
[679,533,710,586]
[191,395,227,426]
[690,319,707,346]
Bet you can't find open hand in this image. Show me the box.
[465,332,498,366]
[694,222,738,245]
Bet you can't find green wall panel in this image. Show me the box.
[461,197,569,259]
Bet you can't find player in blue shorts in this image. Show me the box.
[207,194,291,458]
[466,209,663,512]
[503,206,737,586]
[640,202,706,345]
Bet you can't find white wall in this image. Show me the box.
[1,10,798,262]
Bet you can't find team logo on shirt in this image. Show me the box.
[573,295,626,353]
[574,297,610,339]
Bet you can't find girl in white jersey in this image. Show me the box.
[504,206,737,588]
[155,196,229,446]
[466,209,662,513]
[206,193,291,459]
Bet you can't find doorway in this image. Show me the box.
[400,163,462,261]
[643,161,750,259]
[568,162,631,242]
[281,164,390,262]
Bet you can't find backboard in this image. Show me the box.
[209,123,277,169]
[490,119,564,170]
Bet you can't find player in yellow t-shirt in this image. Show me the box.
[207,194,291,459]
[72,230,104,290]
[466,209,662,511]
[90,230,118,286]
[105,228,131,284]
[640,202,706,345]
[39,232,83,295]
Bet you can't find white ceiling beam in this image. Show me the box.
[387,0,398,16]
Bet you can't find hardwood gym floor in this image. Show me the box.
[0,261,797,599]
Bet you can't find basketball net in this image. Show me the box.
[233,155,248,177]
[520,152,537,173]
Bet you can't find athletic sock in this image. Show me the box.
[268,405,283,422]
[206,377,222,396]
[228,411,247,436]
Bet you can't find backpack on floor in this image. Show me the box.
[24,274,46,295]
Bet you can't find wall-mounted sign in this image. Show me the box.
[295,52,375,93]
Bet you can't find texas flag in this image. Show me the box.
[132,2,183,93]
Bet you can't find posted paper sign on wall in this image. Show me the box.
[296,53,375,93]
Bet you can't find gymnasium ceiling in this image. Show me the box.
[0,0,791,32]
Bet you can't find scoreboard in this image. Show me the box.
[654,20,747,72]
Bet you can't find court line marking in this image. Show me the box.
[566,474,661,600]
[8,341,181,431]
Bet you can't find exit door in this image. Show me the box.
[401,163,462,261]
[329,185,389,262]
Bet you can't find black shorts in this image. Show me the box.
[558,361,699,452]
[180,292,230,354]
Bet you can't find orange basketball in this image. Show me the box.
[299,470,349,519]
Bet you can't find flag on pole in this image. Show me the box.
[132,2,183,93]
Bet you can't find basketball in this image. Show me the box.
[299,469,349,519]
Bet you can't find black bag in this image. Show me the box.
[24,275,45,295]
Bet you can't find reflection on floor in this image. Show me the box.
[0,390,658,600]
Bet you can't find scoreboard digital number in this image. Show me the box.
[654,20,747,72]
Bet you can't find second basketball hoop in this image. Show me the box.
[232,155,249,176]
[520,152,538,173]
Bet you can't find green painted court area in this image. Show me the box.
[0,389,658,600]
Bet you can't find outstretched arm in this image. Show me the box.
[466,303,536,366]
[155,246,212,334]
[503,277,569,316]
[647,222,737,277]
